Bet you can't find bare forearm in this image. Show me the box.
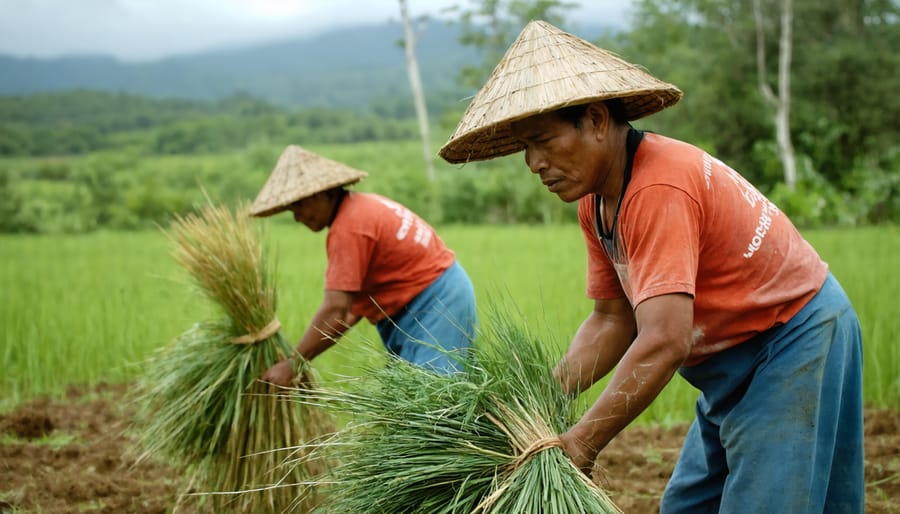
[555,308,635,394]
[295,303,358,360]
[569,340,682,451]
[295,322,339,361]
[558,293,694,473]
[261,291,358,386]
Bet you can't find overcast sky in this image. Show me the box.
[0,0,634,61]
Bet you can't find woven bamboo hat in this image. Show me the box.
[249,145,368,217]
[439,20,683,164]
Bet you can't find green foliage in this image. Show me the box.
[841,150,900,224]
[0,91,422,158]
[617,0,772,181]
[622,0,898,192]
[791,0,900,183]
[758,144,900,228]
[439,156,578,224]
[0,171,24,232]
[0,91,204,156]
[2,133,894,236]
[0,148,284,233]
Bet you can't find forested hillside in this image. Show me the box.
[0,91,423,156]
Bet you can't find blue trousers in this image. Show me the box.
[376,261,477,374]
[660,273,863,514]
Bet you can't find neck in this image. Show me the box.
[326,189,347,227]
[598,126,631,203]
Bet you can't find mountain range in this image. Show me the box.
[1,22,476,112]
[0,20,613,113]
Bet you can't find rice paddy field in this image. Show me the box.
[2,223,899,512]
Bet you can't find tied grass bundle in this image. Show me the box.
[290,310,622,513]
[134,201,334,513]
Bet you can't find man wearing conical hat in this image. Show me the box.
[441,20,863,514]
[250,145,478,381]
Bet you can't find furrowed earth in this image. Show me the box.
[1,383,897,513]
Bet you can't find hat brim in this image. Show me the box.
[249,177,364,218]
[439,89,681,164]
[249,145,368,217]
[438,20,682,164]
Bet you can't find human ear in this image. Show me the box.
[584,102,611,140]
[585,102,614,141]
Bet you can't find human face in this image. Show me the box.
[510,105,611,202]
[287,193,333,232]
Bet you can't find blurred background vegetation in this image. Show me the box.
[1,0,897,234]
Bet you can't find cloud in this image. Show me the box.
[0,0,631,61]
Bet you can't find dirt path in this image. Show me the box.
[1,383,897,513]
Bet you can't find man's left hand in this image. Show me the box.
[559,429,598,476]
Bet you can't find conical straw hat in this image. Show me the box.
[439,20,683,164]
[249,145,368,217]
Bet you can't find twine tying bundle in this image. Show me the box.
[483,404,564,473]
[475,410,568,513]
[230,318,281,344]
[514,436,564,470]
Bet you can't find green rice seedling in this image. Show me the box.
[285,306,622,513]
[132,201,335,513]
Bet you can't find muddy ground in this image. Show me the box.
[1,382,897,513]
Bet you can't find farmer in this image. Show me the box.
[439,20,863,514]
[250,145,478,383]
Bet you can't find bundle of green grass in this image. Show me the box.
[289,310,622,513]
[133,201,334,512]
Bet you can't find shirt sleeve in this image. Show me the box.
[620,184,701,307]
[324,225,375,292]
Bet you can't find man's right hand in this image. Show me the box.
[261,359,295,387]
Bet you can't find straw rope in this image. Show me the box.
[472,426,565,513]
[483,406,562,470]
[513,435,564,471]
[478,405,619,513]
[230,318,281,344]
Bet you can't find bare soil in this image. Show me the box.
[1,382,897,513]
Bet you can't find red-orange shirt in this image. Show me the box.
[579,133,828,365]
[325,192,455,323]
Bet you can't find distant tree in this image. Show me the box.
[0,172,24,232]
[790,0,900,184]
[398,0,436,182]
[619,0,898,192]
[754,0,797,191]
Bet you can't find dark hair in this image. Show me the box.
[555,104,589,128]
[554,98,629,127]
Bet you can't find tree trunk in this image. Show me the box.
[398,0,435,182]
[754,0,797,191]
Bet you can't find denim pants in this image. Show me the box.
[660,273,864,514]
[376,261,477,374]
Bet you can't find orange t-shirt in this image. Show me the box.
[325,192,455,323]
[579,133,828,365]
